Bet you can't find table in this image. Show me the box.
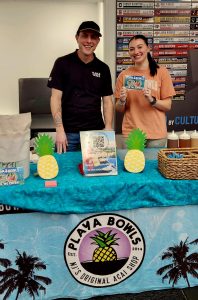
[0,151,198,300]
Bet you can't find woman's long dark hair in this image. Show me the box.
[129,35,159,77]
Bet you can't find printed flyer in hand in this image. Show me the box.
[124,75,145,90]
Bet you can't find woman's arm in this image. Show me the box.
[151,97,172,112]
[143,87,172,112]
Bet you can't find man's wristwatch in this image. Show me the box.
[150,97,157,106]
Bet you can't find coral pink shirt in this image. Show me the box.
[114,66,176,139]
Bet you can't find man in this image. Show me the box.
[47,21,114,153]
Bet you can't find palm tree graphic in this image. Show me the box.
[157,237,198,287]
[0,250,52,300]
[0,240,11,270]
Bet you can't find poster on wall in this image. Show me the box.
[115,0,198,134]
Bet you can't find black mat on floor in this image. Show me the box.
[56,288,187,300]
[91,289,186,300]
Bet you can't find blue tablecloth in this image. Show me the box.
[0,152,197,214]
[1,151,198,300]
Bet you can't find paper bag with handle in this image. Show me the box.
[0,113,31,179]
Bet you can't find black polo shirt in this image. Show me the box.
[47,50,113,132]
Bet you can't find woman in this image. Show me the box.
[114,35,176,148]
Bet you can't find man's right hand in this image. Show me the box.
[56,129,68,154]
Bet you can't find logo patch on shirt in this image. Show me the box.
[92,72,101,78]
[144,79,158,91]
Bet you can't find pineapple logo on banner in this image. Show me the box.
[64,214,145,287]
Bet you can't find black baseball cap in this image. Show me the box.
[76,21,102,37]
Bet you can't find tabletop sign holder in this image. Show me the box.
[80,130,118,176]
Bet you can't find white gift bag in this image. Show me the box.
[0,113,31,178]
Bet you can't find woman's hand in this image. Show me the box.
[115,86,127,112]
[120,86,127,102]
[143,88,153,103]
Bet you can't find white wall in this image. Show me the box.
[103,0,116,86]
[0,0,116,115]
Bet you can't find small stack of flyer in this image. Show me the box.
[80,130,118,176]
[124,75,145,90]
[0,167,24,186]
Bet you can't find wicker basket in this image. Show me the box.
[158,148,198,180]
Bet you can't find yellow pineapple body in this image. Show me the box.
[124,149,145,173]
[37,155,59,179]
[92,246,117,262]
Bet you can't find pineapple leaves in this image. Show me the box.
[91,237,107,248]
[96,230,106,237]
[90,230,119,248]
[34,134,55,157]
[126,128,147,151]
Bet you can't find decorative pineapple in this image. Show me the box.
[91,230,119,262]
[124,128,147,173]
[34,134,59,179]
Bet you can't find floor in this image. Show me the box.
[183,287,198,300]
[92,291,184,299]
[91,287,198,300]
[93,288,198,300]
[58,286,198,300]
